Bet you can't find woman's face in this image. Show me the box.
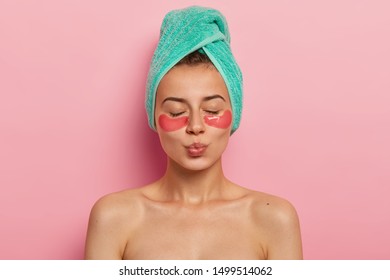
[155,64,232,171]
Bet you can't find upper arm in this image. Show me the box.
[264,199,303,260]
[84,196,128,260]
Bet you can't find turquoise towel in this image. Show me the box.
[145,6,243,133]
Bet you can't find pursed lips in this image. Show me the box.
[185,143,208,156]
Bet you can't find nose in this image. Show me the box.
[186,111,205,135]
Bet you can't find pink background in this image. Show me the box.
[1,0,389,259]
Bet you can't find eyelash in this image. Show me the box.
[169,110,220,117]
[205,110,219,115]
[169,112,185,117]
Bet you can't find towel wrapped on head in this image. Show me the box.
[146,6,243,133]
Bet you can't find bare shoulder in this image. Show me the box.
[248,191,299,226]
[85,186,149,259]
[240,188,303,259]
[89,188,144,221]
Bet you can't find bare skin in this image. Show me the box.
[85,64,303,260]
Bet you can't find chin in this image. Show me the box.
[170,156,220,172]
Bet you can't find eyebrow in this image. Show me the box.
[204,94,226,102]
[162,97,186,104]
[162,94,226,105]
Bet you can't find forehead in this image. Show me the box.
[156,64,230,104]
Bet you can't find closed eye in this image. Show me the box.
[204,110,220,115]
[169,112,185,117]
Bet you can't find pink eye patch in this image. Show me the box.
[204,110,232,129]
[158,114,189,132]
[158,110,232,132]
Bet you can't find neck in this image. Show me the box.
[158,157,229,204]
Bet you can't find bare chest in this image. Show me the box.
[123,205,264,260]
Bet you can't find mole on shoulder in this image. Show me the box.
[266,202,270,206]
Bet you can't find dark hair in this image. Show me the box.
[176,51,213,66]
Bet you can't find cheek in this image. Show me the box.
[204,110,232,129]
[158,114,189,132]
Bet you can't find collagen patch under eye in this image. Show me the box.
[204,110,232,129]
[158,114,189,131]
[158,110,232,132]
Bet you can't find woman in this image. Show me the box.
[85,6,302,260]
